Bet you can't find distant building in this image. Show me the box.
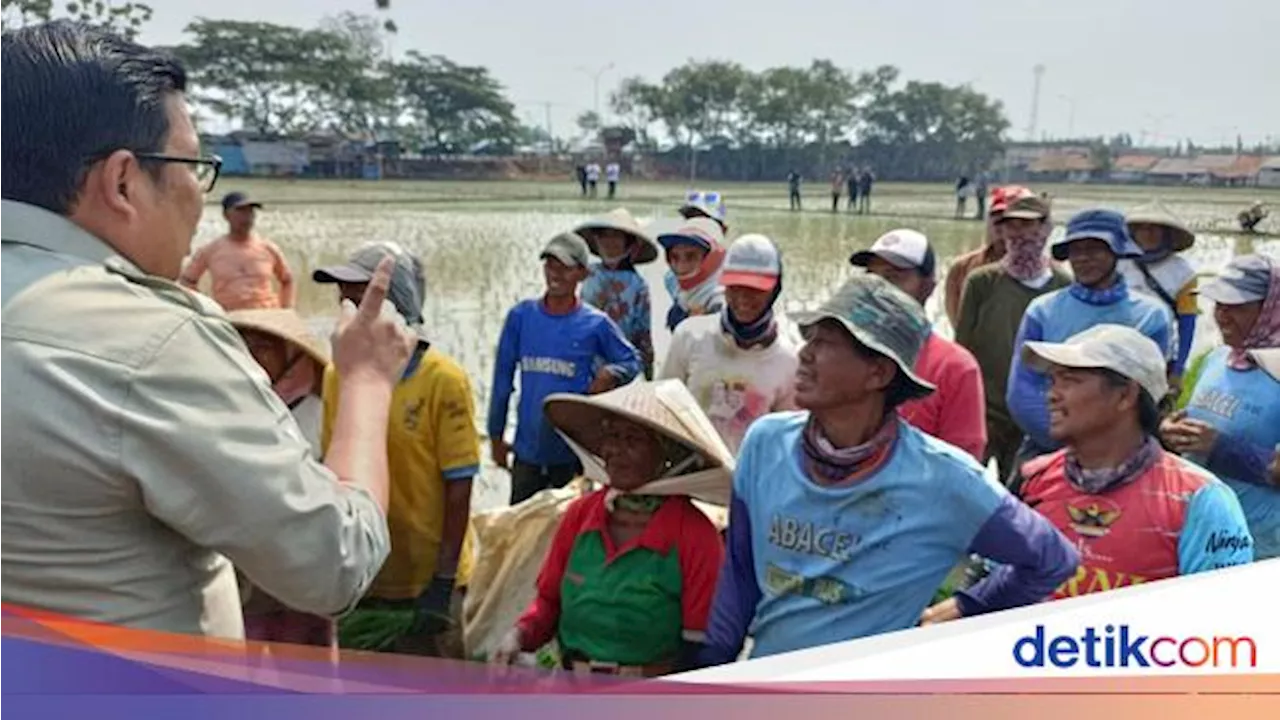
[1109,155,1161,183]
[1258,157,1280,188]
[1026,151,1096,183]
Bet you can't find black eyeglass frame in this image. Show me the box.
[82,150,223,193]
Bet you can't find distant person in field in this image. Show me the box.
[787,169,802,211]
[606,161,621,199]
[1239,201,1269,233]
[974,174,989,219]
[830,169,843,213]
[180,191,295,310]
[845,166,859,212]
[585,162,601,198]
[955,176,971,219]
[858,167,875,214]
[575,165,588,197]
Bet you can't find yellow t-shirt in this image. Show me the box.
[322,346,481,600]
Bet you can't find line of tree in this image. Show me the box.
[609,61,1011,181]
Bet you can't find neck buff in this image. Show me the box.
[1064,435,1161,495]
[721,256,784,348]
[1069,268,1129,306]
[801,413,898,485]
[1228,257,1280,370]
[273,353,319,407]
[601,239,637,271]
[1001,233,1050,281]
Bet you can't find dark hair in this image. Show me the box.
[1,21,187,215]
[1097,368,1165,436]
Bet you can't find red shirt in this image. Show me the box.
[898,333,987,460]
[516,489,724,651]
[1019,450,1222,597]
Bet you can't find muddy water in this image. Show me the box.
[191,180,1280,511]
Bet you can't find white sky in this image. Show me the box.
[141,0,1278,147]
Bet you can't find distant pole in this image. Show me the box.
[576,62,615,119]
[1026,64,1045,142]
[545,102,554,155]
[1059,94,1076,138]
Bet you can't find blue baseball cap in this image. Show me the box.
[1052,209,1143,261]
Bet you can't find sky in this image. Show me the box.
[140,0,1278,148]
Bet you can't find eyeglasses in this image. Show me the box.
[135,153,223,193]
[83,150,223,193]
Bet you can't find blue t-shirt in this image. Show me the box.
[487,299,641,467]
[732,413,1014,658]
[1008,279,1174,450]
[1184,347,1280,560]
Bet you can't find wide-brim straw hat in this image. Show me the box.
[573,208,660,265]
[1126,202,1196,253]
[227,309,330,370]
[543,380,734,505]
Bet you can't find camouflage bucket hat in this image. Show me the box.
[791,273,936,400]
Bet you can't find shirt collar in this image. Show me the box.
[579,491,679,556]
[1,199,143,274]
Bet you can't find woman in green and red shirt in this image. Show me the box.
[489,380,732,676]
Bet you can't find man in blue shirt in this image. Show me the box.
[700,274,1078,664]
[488,232,642,504]
[1007,209,1175,478]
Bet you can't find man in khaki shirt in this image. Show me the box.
[1,22,414,639]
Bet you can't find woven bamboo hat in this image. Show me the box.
[573,208,660,265]
[1127,202,1196,253]
[227,309,330,370]
[543,380,734,504]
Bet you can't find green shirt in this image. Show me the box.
[954,263,1071,427]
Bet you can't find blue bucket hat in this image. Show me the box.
[1052,209,1144,262]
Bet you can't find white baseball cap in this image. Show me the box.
[849,229,937,278]
[1022,324,1170,402]
[720,234,781,292]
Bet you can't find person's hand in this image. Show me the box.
[491,437,511,470]
[489,628,523,665]
[1161,410,1220,455]
[415,574,456,636]
[587,369,617,395]
[920,597,963,626]
[331,256,414,384]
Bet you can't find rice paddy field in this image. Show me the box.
[190,178,1280,511]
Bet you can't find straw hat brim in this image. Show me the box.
[227,309,330,371]
[543,380,734,484]
[574,212,660,265]
[1127,216,1195,252]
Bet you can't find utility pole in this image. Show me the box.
[1026,64,1045,142]
[576,62,615,120]
[1059,94,1076,139]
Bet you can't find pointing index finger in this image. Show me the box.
[358,256,395,319]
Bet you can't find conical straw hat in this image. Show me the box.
[573,208,660,265]
[1248,348,1280,383]
[227,309,330,370]
[543,380,734,505]
[1126,201,1195,252]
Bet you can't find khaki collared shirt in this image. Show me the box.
[1,200,389,639]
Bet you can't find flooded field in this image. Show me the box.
[190,179,1280,510]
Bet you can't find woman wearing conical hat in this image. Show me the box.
[489,380,731,676]
[227,308,334,649]
[576,209,661,379]
[1119,203,1199,385]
